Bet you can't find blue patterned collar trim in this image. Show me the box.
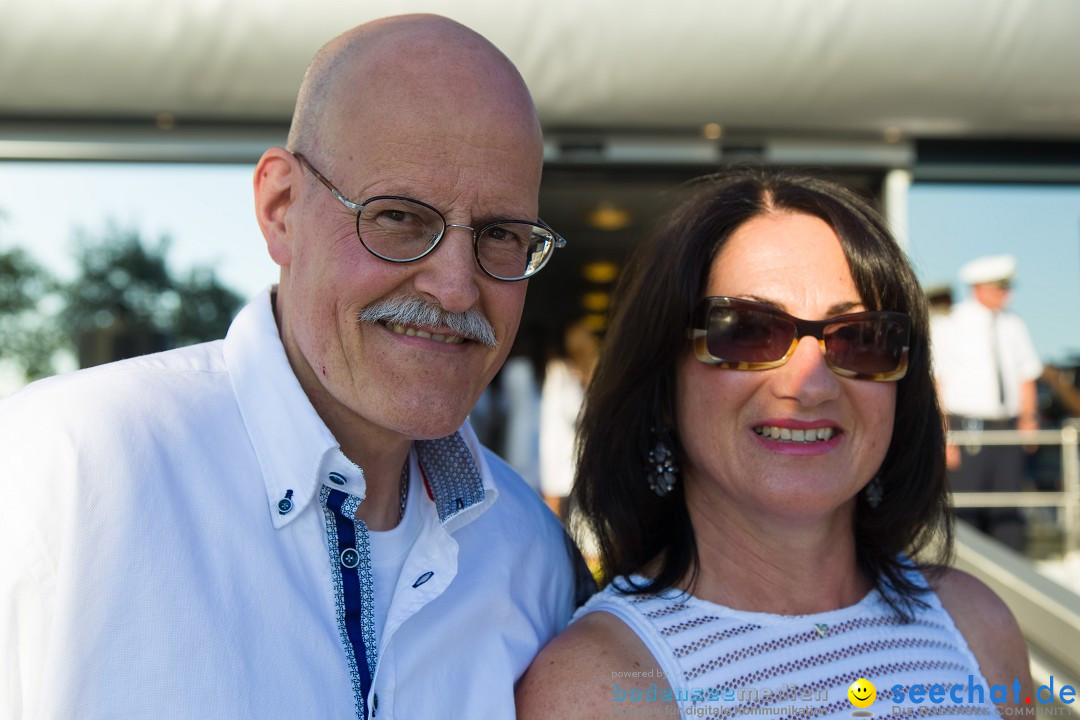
[415,431,486,525]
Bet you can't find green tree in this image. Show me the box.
[62,223,244,367]
[174,266,246,348]
[1,218,244,382]
[0,241,64,379]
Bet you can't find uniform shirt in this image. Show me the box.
[0,287,577,720]
[932,298,1042,420]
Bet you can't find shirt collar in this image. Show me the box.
[961,298,997,319]
[223,287,338,528]
[223,287,496,530]
[415,425,497,532]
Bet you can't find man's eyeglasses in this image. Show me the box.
[293,152,566,282]
[690,297,910,381]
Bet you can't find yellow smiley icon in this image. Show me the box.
[848,678,876,709]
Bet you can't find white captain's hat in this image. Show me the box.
[959,254,1016,285]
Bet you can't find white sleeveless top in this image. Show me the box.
[577,574,999,718]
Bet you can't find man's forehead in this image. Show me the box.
[321,19,537,130]
[287,15,540,173]
[321,82,542,212]
[299,16,543,219]
[338,145,542,221]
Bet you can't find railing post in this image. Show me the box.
[1063,421,1080,557]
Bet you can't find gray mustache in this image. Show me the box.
[358,295,498,348]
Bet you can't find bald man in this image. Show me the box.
[0,15,581,719]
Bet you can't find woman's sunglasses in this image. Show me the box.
[690,297,910,381]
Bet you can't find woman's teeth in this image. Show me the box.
[753,425,835,443]
[386,322,465,345]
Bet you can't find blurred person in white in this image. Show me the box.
[540,317,600,514]
[933,254,1042,552]
[500,327,547,493]
[0,15,583,720]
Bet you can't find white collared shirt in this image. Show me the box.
[0,287,578,720]
[932,298,1043,419]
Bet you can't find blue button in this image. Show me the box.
[277,489,295,515]
[340,548,360,568]
[328,472,347,485]
[412,571,434,588]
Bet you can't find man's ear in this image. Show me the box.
[253,147,299,267]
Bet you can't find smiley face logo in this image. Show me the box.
[847,678,876,709]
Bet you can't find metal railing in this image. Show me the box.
[947,419,1080,554]
[952,522,1080,695]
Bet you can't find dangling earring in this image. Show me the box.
[646,425,680,497]
[864,475,883,509]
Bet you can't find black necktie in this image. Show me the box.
[990,313,1006,410]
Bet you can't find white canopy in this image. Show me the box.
[1,0,1078,141]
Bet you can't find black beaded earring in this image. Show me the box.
[646,425,680,497]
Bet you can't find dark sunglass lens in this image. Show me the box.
[707,306,794,363]
[825,319,905,374]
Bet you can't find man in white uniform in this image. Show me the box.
[933,254,1042,552]
[0,15,583,719]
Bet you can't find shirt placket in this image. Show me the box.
[321,486,378,720]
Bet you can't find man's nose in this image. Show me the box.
[411,226,482,314]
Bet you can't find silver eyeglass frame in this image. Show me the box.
[293,152,566,281]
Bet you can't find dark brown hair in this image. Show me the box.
[571,168,951,615]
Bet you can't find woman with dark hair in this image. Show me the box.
[517,170,1030,719]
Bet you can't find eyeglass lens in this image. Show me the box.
[698,300,909,379]
[356,197,556,280]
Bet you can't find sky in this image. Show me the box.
[1,162,1079,391]
[0,161,277,298]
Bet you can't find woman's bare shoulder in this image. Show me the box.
[931,568,1032,697]
[516,610,676,719]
